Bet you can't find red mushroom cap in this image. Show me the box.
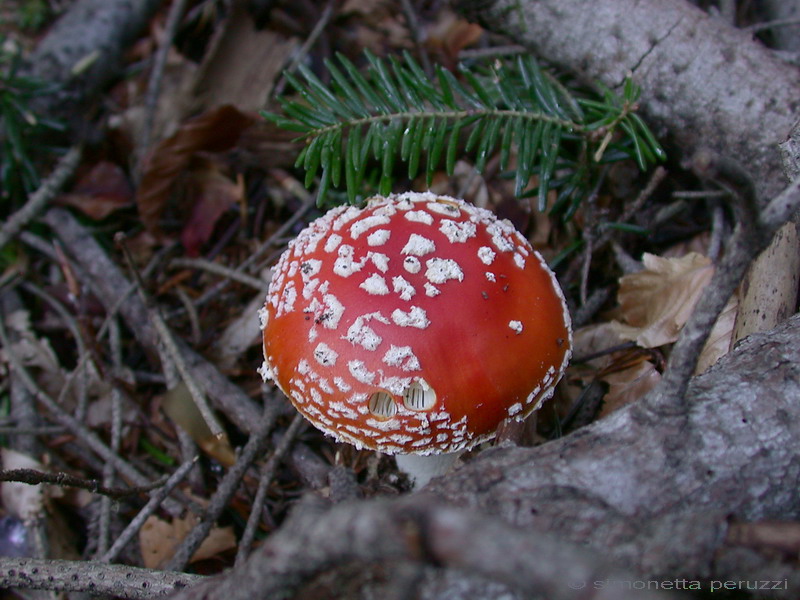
[260,192,571,455]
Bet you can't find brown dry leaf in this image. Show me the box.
[341,0,389,14]
[572,322,628,368]
[58,161,133,220]
[0,309,61,375]
[109,46,198,153]
[727,520,800,557]
[611,252,714,348]
[237,120,303,170]
[160,383,236,467]
[599,360,661,417]
[695,294,737,374]
[338,0,410,55]
[568,323,660,416]
[661,231,711,258]
[190,3,297,113]
[180,160,245,257]
[424,10,483,68]
[136,105,255,236]
[733,222,800,343]
[1,306,115,408]
[139,514,236,569]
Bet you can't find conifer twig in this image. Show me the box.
[265,50,665,206]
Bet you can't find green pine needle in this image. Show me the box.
[0,37,64,206]
[263,50,665,210]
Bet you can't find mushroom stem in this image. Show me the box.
[395,451,463,488]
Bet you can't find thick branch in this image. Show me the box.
[167,497,679,600]
[0,557,203,600]
[22,0,163,126]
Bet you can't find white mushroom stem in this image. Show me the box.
[395,451,463,488]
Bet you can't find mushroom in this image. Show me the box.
[259,192,571,486]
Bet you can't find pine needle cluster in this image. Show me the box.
[263,50,665,213]
[0,37,63,206]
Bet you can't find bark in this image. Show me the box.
[167,495,682,600]
[0,557,202,600]
[453,0,800,199]
[22,0,163,126]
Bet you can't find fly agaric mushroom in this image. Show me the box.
[260,192,571,486]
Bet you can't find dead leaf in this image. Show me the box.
[136,105,255,236]
[0,307,112,410]
[160,383,236,467]
[190,3,297,113]
[58,161,133,219]
[424,10,483,68]
[733,222,800,343]
[337,0,410,55]
[727,520,800,558]
[572,322,629,368]
[599,360,661,417]
[695,294,737,374]
[611,252,714,348]
[180,159,245,257]
[109,45,198,153]
[569,323,661,416]
[139,514,236,569]
[237,120,309,170]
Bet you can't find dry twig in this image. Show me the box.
[100,457,198,564]
[0,146,82,251]
[236,413,307,564]
[0,468,174,500]
[165,402,282,571]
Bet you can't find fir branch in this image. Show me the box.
[264,50,665,208]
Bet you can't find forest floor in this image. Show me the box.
[0,1,799,599]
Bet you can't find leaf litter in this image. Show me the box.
[0,0,753,578]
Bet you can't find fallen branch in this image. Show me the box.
[0,557,203,600]
[167,496,679,600]
[423,311,800,587]
[22,0,163,127]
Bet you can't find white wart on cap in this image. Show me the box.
[260,192,572,455]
